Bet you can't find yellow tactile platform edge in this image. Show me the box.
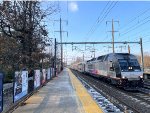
[68,69,104,113]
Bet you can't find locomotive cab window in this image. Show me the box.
[118,59,128,71]
[104,55,109,61]
[118,59,141,72]
[128,59,141,71]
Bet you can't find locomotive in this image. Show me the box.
[72,53,143,88]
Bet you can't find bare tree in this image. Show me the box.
[0,1,57,68]
[0,1,58,81]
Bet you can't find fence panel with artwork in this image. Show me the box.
[14,71,28,102]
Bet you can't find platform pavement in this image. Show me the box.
[12,68,103,113]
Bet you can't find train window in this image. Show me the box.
[119,60,128,66]
[118,59,128,71]
[128,59,139,66]
[104,55,109,61]
[97,55,105,62]
[102,56,105,61]
[119,59,141,71]
[97,56,102,60]
[128,59,141,71]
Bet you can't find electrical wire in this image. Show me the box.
[85,1,118,41]
[89,2,118,40]
[85,1,111,40]
[118,6,150,41]
[120,7,150,31]
[121,20,150,36]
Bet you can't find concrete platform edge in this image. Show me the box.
[68,68,104,113]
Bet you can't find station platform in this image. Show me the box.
[13,68,103,113]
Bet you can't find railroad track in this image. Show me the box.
[71,69,150,113]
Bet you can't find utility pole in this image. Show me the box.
[66,56,67,67]
[106,19,119,53]
[140,38,144,71]
[47,38,53,67]
[63,50,68,67]
[60,18,63,71]
[91,49,95,58]
[82,52,84,61]
[128,45,130,54]
[112,19,115,53]
[54,17,68,71]
[93,50,95,58]
[91,45,96,58]
[54,38,57,77]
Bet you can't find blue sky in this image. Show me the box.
[43,1,150,64]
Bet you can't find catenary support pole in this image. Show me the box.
[54,38,57,77]
[112,19,115,53]
[140,38,144,72]
[128,45,130,54]
[60,18,63,71]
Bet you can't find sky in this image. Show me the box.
[42,1,150,64]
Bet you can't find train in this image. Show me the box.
[71,53,143,89]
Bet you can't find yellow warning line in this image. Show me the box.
[68,69,104,113]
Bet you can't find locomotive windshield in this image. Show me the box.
[118,59,141,72]
[118,59,128,71]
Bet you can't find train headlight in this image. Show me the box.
[128,67,133,70]
[139,75,143,78]
[128,67,130,69]
[122,76,125,79]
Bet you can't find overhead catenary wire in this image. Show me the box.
[120,7,150,31]
[118,15,150,42]
[118,6,150,41]
[121,19,150,37]
[68,1,118,59]
[85,1,118,41]
[125,26,150,40]
[89,2,118,41]
[85,1,111,41]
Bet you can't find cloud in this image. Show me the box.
[68,2,78,12]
